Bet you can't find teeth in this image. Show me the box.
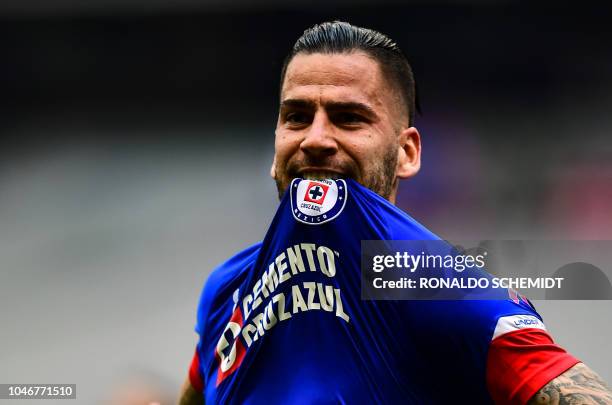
[302,171,341,180]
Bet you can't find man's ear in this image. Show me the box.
[396,127,421,179]
[270,156,277,179]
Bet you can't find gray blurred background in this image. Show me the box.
[0,1,611,403]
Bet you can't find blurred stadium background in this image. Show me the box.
[1,2,611,403]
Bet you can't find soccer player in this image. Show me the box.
[179,21,611,404]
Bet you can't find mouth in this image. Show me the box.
[297,169,346,181]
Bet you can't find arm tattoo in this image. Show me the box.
[527,363,612,405]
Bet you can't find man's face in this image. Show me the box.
[271,51,419,202]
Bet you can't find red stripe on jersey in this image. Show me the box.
[486,328,579,405]
[189,349,204,393]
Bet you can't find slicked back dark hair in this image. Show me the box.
[280,21,418,127]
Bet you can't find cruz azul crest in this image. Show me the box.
[290,178,347,225]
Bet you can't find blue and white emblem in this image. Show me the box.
[290,178,348,225]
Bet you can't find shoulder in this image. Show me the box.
[205,242,262,288]
[415,294,544,347]
[195,242,262,335]
[349,179,441,240]
[473,294,544,342]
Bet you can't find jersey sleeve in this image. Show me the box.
[188,281,213,393]
[188,265,217,394]
[189,345,205,392]
[486,314,580,405]
[188,242,263,395]
[189,282,210,394]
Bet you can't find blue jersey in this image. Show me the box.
[189,179,578,404]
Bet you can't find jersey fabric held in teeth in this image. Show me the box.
[188,179,578,405]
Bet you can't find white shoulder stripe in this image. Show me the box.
[492,314,547,340]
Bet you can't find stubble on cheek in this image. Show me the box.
[361,144,398,200]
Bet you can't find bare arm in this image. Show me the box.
[527,363,612,405]
[178,376,204,405]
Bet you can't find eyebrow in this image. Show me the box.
[280,98,378,120]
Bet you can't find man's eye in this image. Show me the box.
[334,112,364,125]
[285,112,310,125]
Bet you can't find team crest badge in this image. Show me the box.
[290,178,347,225]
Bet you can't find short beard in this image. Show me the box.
[273,146,398,202]
[362,146,398,201]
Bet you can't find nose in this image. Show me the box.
[300,111,338,158]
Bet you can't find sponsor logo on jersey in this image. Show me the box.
[290,178,347,225]
[513,318,539,327]
[492,314,547,340]
[214,243,351,386]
